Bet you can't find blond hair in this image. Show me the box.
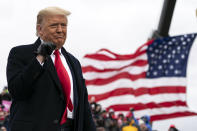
[36,6,71,36]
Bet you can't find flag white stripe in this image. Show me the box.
[82,54,147,69]
[97,94,186,109]
[139,45,148,52]
[84,65,148,80]
[87,77,187,94]
[96,50,116,59]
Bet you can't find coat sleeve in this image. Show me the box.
[6,47,43,100]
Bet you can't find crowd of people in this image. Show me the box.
[89,97,179,131]
[0,87,179,131]
[89,97,153,131]
[0,87,11,131]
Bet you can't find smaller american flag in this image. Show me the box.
[82,33,197,121]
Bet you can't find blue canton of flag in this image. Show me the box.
[147,33,197,78]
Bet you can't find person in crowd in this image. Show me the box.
[126,108,138,126]
[122,119,138,131]
[6,6,96,131]
[89,96,97,114]
[0,87,11,105]
[94,104,102,117]
[104,109,119,131]
[93,104,105,130]
[140,116,152,131]
[138,119,148,131]
[0,111,5,127]
[168,125,179,131]
[117,113,124,129]
[0,126,7,131]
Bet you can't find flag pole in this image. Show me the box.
[151,0,177,39]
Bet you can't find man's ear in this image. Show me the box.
[36,24,43,36]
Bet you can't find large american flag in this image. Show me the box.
[82,33,197,121]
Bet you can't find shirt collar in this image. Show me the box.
[52,49,62,55]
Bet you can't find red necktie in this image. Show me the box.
[54,50,73,125]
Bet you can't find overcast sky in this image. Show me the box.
[0,0,197,130]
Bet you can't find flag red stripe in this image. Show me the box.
[82,60,148,73]
[85,72,146,85]
[150,111,197,121]
[84,50,146,61]
[105,101,187,111]
[84,41,153,61]
[88,86,186,102]
[98,41,152,58]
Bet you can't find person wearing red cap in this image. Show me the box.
[168,124,179,131]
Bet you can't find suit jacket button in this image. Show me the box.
[53,119,59,124]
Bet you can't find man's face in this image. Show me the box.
[37,15,68,49]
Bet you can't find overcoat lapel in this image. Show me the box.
[44,58,65,100]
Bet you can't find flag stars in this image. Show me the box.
[168,41,173,45]
[151,53,155,58]
[153,71,158,76]
[164,45,168,49]
[150,66,154,71]
[158,65,163,70]
[181,54,185,59]
[182,46,186,50]
[163,51,167,55]
[147,72,150,76]
[169,65,174,70]
[153,61,157,64]
[153,42,158,46]
[159,45,163,48]
[147,33,196,78]
[175,59,180,64]
[163,59,167,64]
[182,41,187,45]
[184,34,188,38]
[177,46,181,50]
[149,47,153,51]
[174,70,181,75]
[165,70,169,75]
[155,49,159,53]
[177,50,181,54]
[180,37,184,41]
[186,51,189,54]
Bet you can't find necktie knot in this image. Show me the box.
[54,50,60,56]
